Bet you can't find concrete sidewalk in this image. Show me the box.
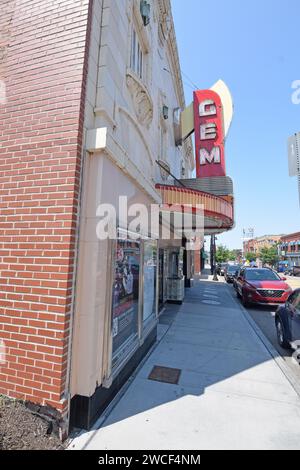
[70,278,300,450]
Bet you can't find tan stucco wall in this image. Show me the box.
[70,0,193,398]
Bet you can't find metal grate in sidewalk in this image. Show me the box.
[148,366,181,385]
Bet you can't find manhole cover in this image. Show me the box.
[148,366,181,385]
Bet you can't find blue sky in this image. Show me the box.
[172,0,300,249]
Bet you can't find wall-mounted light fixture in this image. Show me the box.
[173,107,182,146]
[162,105,169,120]
[140,1,150,26]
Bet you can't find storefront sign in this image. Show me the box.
[193,89,226,178]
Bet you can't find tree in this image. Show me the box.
[258,246,279,267]
[231,249,242,260]
[216,245,230,263]
[244,252,256,262]
[228,251,236,261]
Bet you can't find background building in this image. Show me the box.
[279,232,300,268]
[243,235,283,255]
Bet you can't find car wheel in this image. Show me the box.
[242,291,250,308]
[275,318,290,349]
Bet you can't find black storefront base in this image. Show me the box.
[167,299,183,305]
[70,327,157,431]
[185,277,194,288]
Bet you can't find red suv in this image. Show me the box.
[235,268,293,307]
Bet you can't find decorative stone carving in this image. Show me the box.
[160,14,171,42]
[126,70,153,127]
[157,159,171,182]
[157,1,171,46]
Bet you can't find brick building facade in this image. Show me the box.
[280,232,300,268]
[243,234,283,255]
[0,0,92,429]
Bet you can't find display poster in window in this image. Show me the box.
[111,238,140,369]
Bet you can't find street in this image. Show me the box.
[246,305,300,381]
[226,275,300,386]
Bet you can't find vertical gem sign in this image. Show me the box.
[193,90,226,178]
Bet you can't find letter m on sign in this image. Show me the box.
[200,147,221,165]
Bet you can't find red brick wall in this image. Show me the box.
[0,0,92,414]
[281,232,300,244]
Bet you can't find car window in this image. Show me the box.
[228,265,239,273]
[292,292,300,311]
[288,291,299,304]
[244,269,280,281]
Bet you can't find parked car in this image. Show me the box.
[292,266,300,277]
[224,265,240,283]
[275,289,300,351]
[216,263,228,276]
[277,261,290,273]
[282,266,300,277]
[235,267,293,308]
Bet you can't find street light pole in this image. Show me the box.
[210,235,214,275]
[211,234,219,281]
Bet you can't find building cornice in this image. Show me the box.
[157,0,195,171]
[157,0,185,109]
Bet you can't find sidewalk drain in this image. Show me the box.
[148,366,181,385]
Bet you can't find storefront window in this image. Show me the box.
[111,236,140,371]
[143,240,157,326]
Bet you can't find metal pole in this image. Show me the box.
[211,234,219,281]
[210,235,214,275]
